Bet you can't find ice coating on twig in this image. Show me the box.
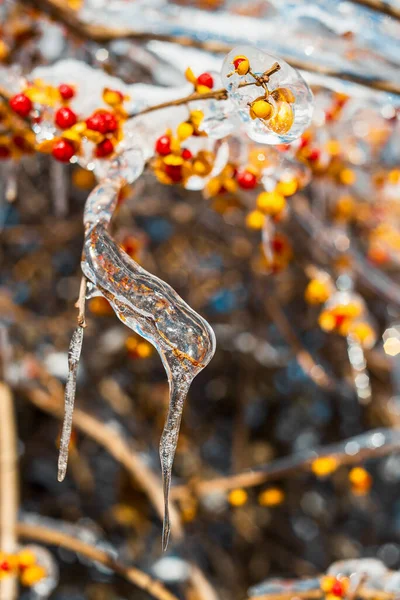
[81,177,216,550]
[58,326,84,482]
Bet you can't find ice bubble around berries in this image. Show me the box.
[221,46,313,145]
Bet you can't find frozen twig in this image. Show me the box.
[0,383,19,600]
[58,276,87,481]
[24,0,400,95]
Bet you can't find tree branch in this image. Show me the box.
[0,383,19,600]
[22,0,400,96]
[16,521,179,600]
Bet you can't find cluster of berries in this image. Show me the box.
[6,83,128,163]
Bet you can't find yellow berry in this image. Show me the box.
[192,159,209,176]
[233,55,250,75]
[388,169,400,185]
[228,488,248,507]
[20,565,46,587]
[311,456,338,478]
[349,322,375,348]
[339,168,356,185]
[268,101,294,134]
[189,110,204,128]
[102,88,124,106]
[305,279,331,305]
[321,576,336,593]
[164,154,184,166]
[206,177,222,197]
[325,139,341,156]
[276,178,298,196]
[272,87,295,104]
[256,191,286,216]
[349,467,370,486]
[318,310,336,332]
[72,167,96,190]
[258,487,285,507]
[88,296,114,316]
[334,195,354,220]
[177,122,194,141]
[17,550,36,569]
[125,336,138,353]
[250,99,273,120]
[246,210,265,230]
[136,342,153,358]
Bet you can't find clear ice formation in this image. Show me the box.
[221,46,314,144]
[61,168,216,550]
[58,326,84,482]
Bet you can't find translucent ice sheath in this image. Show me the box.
[59,175,216,550]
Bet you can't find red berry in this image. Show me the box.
[299,136,309,149]
[9,93,32,117]
[55,106,77,129]
[325,110,334,122]
[233,57,245,70]
[236,170,257,189]
[52,139,75,162]
[181,148,192,160]
[95,138,114,158]
[165,163,182,182]
[58,83,75,100]
[197,72,214,89]
[102,111,118,132]
[331,581,343,596]
[308,148,320,162]
[272,237,284,254]
[0,561,11,572]
[12,135,32,152]
[0,145,11,159]
[155,135,171,156]
[86,111,117,134]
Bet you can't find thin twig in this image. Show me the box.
[133,89,228,118]
[350,0,400,19]
[0,383,19,600]
[171,430,400,498]
[16,521,179,600]
[75,276,87,328]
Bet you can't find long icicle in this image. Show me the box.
[81,176,216,549]
[58,324,84,481]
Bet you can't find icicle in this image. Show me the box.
[58,325,84,482]
[79,174,216,549]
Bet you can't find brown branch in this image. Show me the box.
[0,383,19,600]
[134,88,228,117]
[350,0,400,19]
[16,521,179,600]
[22,0,400,96]
[75,275,87,328]
[171,431,400,498]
